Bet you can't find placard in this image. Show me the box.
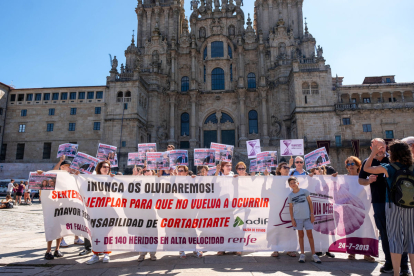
[57,143,78,158]
[70,152,100,174]
[249,159,257,173]
[280,139,304,156]
[96,143,117,161]
[128,153,140,166]
[305,147,331,170]
[28,172,58,190]
[246,139,261,159]
[146,152,170,171]
[169,150,188,167]
[211,143,234,163]
[194,149,216,166]
[138,143,157,166]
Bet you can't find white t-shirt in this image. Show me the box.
[7,183,14,193]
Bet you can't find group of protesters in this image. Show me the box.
[35,138,414,276]
[5,179,36,205]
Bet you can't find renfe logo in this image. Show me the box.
[233,216,244,227]
[246,218,268,225]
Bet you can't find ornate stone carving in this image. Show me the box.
[157,120,168,141]
[111,56,118,70]
[270,115,282,137]
[210,18,224,35]
[204,121,216,130]
[199,27,206,39]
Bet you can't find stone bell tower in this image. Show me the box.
[135,0,186,48]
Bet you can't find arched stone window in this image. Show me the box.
[247,73,256,89]
[204,113,218,124]
[302,82,310,94]
[211,41,224,58]
[212,68,225,90]
[248,110,258,134]
[311,82,319,94]
[181,77,189,92]
[228,45,233,59]
[117,91,123,102]
[125,91,131,102]
[220,113,234,124]
[181,113,190,136]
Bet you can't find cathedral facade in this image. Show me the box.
[1,0,413,178]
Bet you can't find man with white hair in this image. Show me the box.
[289,156,308,176]
[402,136,414,157]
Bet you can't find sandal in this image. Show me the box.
[364,255,375,263]
[287,252,297,257]
[194,251,203,258]
[217,251,225,256]
[271,251,279,257]
[348,254,356,260]
[179,251,186,259]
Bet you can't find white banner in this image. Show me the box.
[43,172,378,256]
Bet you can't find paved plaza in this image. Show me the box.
[0,199,394,276]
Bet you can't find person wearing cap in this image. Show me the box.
[402,136,414,158]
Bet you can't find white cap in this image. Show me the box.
[402,136,414,145]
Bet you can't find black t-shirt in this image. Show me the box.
[359,155,389,204]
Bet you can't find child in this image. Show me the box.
[287,176,321,263]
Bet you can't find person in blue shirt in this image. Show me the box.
[289,156,308,176]
[363,140,414,276]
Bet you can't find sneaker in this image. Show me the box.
[60,239,69,248]
[325,252,335,258]
[315,252,323,256]
[74,238,84,245]
[103,254,110,263]
[299,254,306,263]
[150,254,157,261]
[401,269,411,276]
[86,255,100,265]
[379,265,393,273]
[193,251,203,258]
[79,249,92,256]
[137,255,145,262]
[54,250,64,258]
[45,252,54,260]
[179,251,186,259]
[312,254,322,264]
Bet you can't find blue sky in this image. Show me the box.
[1,0,413,88]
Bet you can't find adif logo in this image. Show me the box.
[233,216,244,227]
[246,218,268,225]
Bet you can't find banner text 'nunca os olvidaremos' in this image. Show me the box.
[42,172,378,256]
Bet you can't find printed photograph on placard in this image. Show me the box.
[127,152,140,166]
[147,152,169,170]
[169,150,188,167]
[110,154,118,168]
[96,143,117,161]
[57,143,78,158]
[138,143,157,165]
[211,143,234,163]
[207,166,217,176]
[250,159,257,173]
[194,149,216,166]
[28,172,58,190]
[70,152,100,174]
[305,147,331,170]
[280,139,304,156]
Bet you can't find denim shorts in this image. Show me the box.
[294,218,313,230]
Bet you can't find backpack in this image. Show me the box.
[388,163,414,208]
[6,201,14,209]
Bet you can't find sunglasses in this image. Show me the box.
[282,166,290,170]
[143,170,149,173]
[237,168,246,171]
[178,170,185,173]
[346,162,356,167]
[102,166,110,169]
[295,161,304,164]
[314,168,321,171]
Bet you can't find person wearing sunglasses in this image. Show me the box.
[289,156,308,176]
[234,162,250,177]
[343,156,376,263]
[86,161,115,265]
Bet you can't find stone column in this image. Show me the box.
[149,92,157,142]
[237,89,247,146]
[146,9,152,41]
[287,0,292,30]
[164,8,169,41]
[168,92,176,145]
[268,1,273,34]
[401,91,405,102]
[137,8,144,47]
[369,93,372,103]
[237,38,245,88]
[259,88,270,146]
[390,92,394,102]
[380,92,383,103]
[189,91,197,148]
[297,0,303,38]
[358,94,362,103]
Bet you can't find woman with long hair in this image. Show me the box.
[15,181,25,205]
[86,160,115,265]
[215,161,234,176]
[363,140,414,276]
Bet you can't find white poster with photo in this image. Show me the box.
[250,159,257,173]
[305,147,331,170]
[211,143,234,163]
[28,172,58,190]
[57,143,78,158]
[169,150,188,167]
[110,154,118,168]
[246,139,261,159]
[280,139,304,156]
[146,152,170,171]
[194,149,216,166]
[128,153,140,166]
[70,152,100,174]
[96,143,117,161]
[138,143,157,166]
[207,166,217,176]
